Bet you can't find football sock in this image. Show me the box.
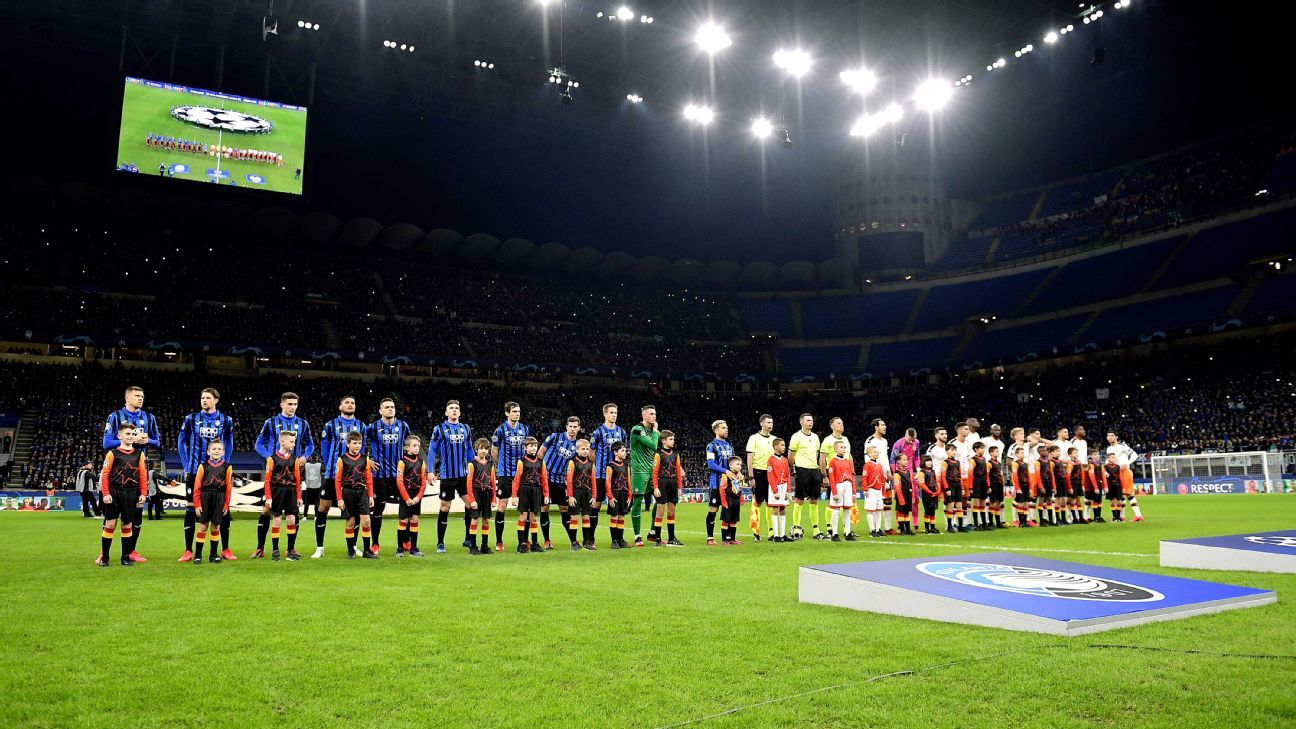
[495,509,506,543]
[540,509,551,542]
[315,513,328,548]
[630,494,644,536]
[287,523,298,550]
[257,513,271,550]
[101,527,113,560]
[370,511,383,546]
[437,510,449,544]
[706,510,716,539]
[220,513,231,552]
[184,509,196,551]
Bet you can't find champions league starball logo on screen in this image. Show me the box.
[916,562,1165,602]
[171,106,273,133]
[1243,536,1296,548]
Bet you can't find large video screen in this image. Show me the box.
[115,76,307,195]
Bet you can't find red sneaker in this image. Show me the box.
[370,544,381,555]
[402,541,412,551]
[220,549,237,561]
[1026,521,1039,528]
[177,550,193,563]
[128,551,148,563]
[495,541,504,553]
[730,539,743,545]
[706,538,718,546]
[94,555,108,567]
[884,529,899,536]
[1132,515,1144,522]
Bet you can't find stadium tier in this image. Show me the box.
[6,329,1295,493]
[932,123,1292,272]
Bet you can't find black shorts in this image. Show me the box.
[495,473,513,501]
[944,481,964,504]
[440,476,468,502]
[655,482,680,504]
[793,470,821,501]
[971,477,988,500]
[196,491,225,523]
[548,479,568,507]
[708,487,721,508]
[374,477,399,504]
[398,500,422,519]
[988,481,1004,503]
[270,486,299,518]
[517,484,544,513]
[752,470,769,505]
[1088,484,1103,503]
[1015,487,1034,504]
[341,487,371,517]
[609,488,631,517]
[720,500,741,525]
[319,477,336,504]
[471,487,494,514]
[920,492,940,514]
[102,488,140,523]
[1106,479,1122,501]
[1038,479,1054,499]
[570,486,593,515]
[595,476,610,504]
[302,487,319,505]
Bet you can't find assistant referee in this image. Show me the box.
[745,414,775,541]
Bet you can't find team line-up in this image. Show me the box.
[92,385,1147,567]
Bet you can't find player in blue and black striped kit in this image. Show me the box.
[176,387,235,562]
[490,401,530,548]
[537,416,581,549]
[251,391,314,558]
[704,420,736,546]
[315,395,366,558]
[366,397,410,555]
[428,399,474,553]
[588,403,625,542]
[102,385,160,563]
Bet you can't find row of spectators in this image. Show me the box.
[952,122,1293,268]
[5,329,1293,490]
[0,221,753,370]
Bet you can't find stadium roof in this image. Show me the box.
[10,1,1295,261]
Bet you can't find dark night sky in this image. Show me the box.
[8,1,1294,263]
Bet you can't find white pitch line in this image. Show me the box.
[668,529,1154,558]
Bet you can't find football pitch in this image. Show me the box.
[115,81,306,195]
[3,497,1293,728]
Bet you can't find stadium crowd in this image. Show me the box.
[5,329,1293,493]
[956,122,1292,265]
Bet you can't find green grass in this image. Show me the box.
[3,497,1294,728]
[115,80,307,194]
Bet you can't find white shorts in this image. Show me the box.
[865,488,884,512]
[828,481,855,509]
[769,482,790,507]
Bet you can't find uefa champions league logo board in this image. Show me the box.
[1161,530,1296,573]
[798,552,1275,636]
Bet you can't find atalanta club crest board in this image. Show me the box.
[798,552,1275,635]
[1161,530,1296,574]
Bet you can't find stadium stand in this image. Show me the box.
[798,289,921,339]
[6,327,1295,491]
[913,269,1053,330]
